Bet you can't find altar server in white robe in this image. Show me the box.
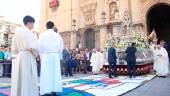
[155,44,169,77]
[11,16,39,96]
[99,50,105,69]
[149,40,157,71]
[90,49,100,74]
[39,21,64,96]
[53,27,64,60]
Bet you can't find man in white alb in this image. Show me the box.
[39,21,64,96]
[154,44,169,77]
[90,49,100,74]
[11,15,39,96]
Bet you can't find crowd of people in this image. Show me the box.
[61,48,105,77]
[10,15,107,96]
[4,15,170,96]
[0,47,12,77]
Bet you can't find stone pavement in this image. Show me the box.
[123,75,170,96]
[0,74,170,96]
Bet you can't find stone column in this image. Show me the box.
[70,31,76,49]
[39,0,48,33]
[100,25,107,50]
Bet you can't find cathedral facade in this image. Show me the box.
[40,0,170,50]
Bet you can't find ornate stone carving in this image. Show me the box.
[81,3,97,25]
[109,1,118,21]
[107,0,119,21]
[121,9,131,34]
[141,0,170,17]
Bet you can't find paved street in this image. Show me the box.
[123,75,170,96]
[0,74,170,96]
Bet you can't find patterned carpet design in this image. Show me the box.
[0,74,155,96]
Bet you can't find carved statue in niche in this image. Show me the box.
[122,9,131,34]
[109,1,118,21]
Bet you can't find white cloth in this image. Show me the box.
[86,52,90,60]
[11,27,39,96]
[0,65,3,76]
[90,52,100,73]
[39,29,63,95]
[155,47,169,76]
[57,32,64,60]
[5,51,12,60]
[98,52,105,69]
[150,44,157,70]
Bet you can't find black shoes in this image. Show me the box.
[109,76,113,78]
[41,94,51,96]
[41,92,60,96]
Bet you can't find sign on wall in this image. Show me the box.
[49,0,59,8]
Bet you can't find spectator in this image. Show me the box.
[4,47,12,77]
[63,48,72,77]
[0,47,4,77]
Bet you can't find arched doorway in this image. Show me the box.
[147,3,170,43]
[85,28,95,50]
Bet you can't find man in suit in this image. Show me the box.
[63,48,72,77]
[108,43,118,78]
[126,43,137,78]
[0,47,4,77]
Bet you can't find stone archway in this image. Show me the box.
[84,28,95,50]
[146,3,170,42]
[141,0,170,32]
[146,3,170,59]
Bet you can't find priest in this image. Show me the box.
[90,49,100,74]
[39,21,64,96]
[155,44,169,77]
[11,16,39,96]
[149,40,157,71]
[98,50,105,70]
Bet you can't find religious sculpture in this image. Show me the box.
[109,1,118,21]
[81,3,97,25]
[121,9,131,34]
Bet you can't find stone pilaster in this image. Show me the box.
[70,31,77,49]
[99,25,107,50]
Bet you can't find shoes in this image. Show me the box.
[109,76,113,78]
[41,92,61,96]
[69,74,73,77]
[41,94,51,96]
[93,73,98,75]
[159,76,166,78]
[51,92,57,96]
[129,76,132,79]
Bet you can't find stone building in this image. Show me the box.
[40,0,170,50]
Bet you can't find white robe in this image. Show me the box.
[11,27,39,96]
[0,63,3,77]
[155,47,169,76]
[98,52,105,69]
[39,29,63,95]
[150,44,157,70]
[90,52,100,73]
